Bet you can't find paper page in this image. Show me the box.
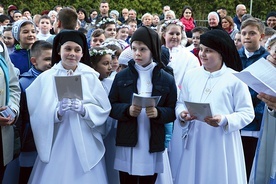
[184,101,213,122]
[132,93,161,108]
[233,57,276,96]
[55,75,83,101]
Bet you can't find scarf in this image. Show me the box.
[180,17,195,32]
[0,55,9,105]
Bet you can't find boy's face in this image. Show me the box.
[241,25,264,52]
[39,18,52,34]
[128,22,137,36]
[131,41,152,67]
[31,49,52,72]
[90,34,105,48]
[19,24,36,46]
[104,24,116,39]
[192,32,201,49]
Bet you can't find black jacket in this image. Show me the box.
[109,60,177,153]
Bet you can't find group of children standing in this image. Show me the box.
[0,8,276,184]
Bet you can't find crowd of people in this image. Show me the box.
[0,1,275,184]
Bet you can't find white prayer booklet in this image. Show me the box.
[184,101,213,122]
[132,93,161,108]
[55,75,83,101]
[233,57,276,96]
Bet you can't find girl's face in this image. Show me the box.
[90,34,105,48]
[163,24,182,49]
[183,9,192,19]
[131,41,152,67]
[234,33,242,50]
[104,24,116,39]
[94,54,112,80]
[208,15,219,27]
[60,41,83,70]
[241,25,263,52]
[199,44,222,73]
[19,24,36,47]
[192,32,201,49]
[39,18,52,34]
[78,11,85,21]
[2,30,15,48]
[267,43,276,66]
[116,28,129,41]
[111,55,119,71]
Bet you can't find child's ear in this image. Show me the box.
[260,33,265,41]
[30,57,37,66]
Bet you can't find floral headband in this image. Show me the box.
[161,19,185,32]
[89,48,115,57]
[265,34,276,50]
[97,18,116,27]
[117,24,130,30]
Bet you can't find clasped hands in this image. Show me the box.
[129,105,158,118]
[58,98,85,117]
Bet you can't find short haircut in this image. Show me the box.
[39,15,51,23]
[240,18,265,34]
[126,18,137,25]
[92,28,105,37]
[191,26,209,34]
[0,14,10,23]
[30,40,52,58]
[57,7,78,29]
[264,27,276,36]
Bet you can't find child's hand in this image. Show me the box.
[204,115,221,127]
[129,105,142,117]
[146,107,158,118]
[180,110,195,121]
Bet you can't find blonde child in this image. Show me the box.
[160,20,199,181]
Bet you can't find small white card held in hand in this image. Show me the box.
[132,93,161,108]
[55,75,83,101]
[233,57,276,96]
[184,101,213,122]
[0,106,16,119]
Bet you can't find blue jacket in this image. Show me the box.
[9,49,32,74]
[239,46,269,131]
[109,60,177,153]
[18,67,42,151]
